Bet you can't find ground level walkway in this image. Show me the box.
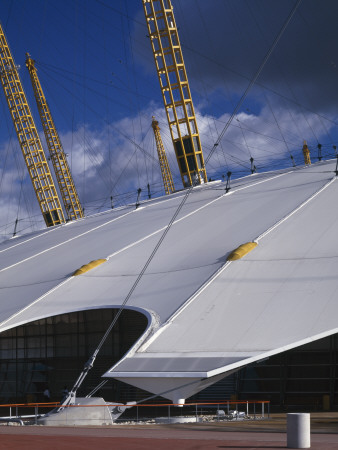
[0,413,337,449]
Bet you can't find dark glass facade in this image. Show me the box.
[0,308,337,411]
[195,334,338,411]
[237,334,338,410]
[0,308,147,404]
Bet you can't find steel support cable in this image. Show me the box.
[102,18,113,197]
[36,66,160,204]
[0,95,21,197]
[239,104,305,145]
[36,66,160,166]
[205,0,302,167]
[98,125,152,211]
[88,374,204,405]
[274,71,320,144]
[206,101,302,151]
[177,0,229,173]
[180,37,338,131]
[94,188,190,357]
[13,168,25,234]
[41,14,296,176]
[203,0,254,165]
[120,6,141,188]
[82,5,301,392]
[0,99,39,234]
[46,0,127,67]
[5,2,13,28]
[235,117,253,159]
[264,93,294,160]
[126,2,149,186]
[243,0,315,150]
[294,10,335,145]
[70,0,300,400]
[70,187,192,396]
[38,59,307,161]
[216,114,300,150]
[36,60,153,104]
[192,1,231,171]
[97,0,337,131]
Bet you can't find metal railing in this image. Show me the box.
[0,400,270,426]
[118,400,270,424]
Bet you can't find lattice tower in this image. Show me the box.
[0,24,64,227]
[143,0,207,188]
[302,140,311,165]
[26,54,83,221]
[151,116,175,195]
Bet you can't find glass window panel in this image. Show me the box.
[0,349,14,358]
[17,349,25,358]
[286,379,330,392]
[0,309,148,402]
[27,337,42,348]
[26,348,42,358]
[0,338,13,350]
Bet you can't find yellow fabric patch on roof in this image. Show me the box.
[73,259,106,276]
[227,242,257,261]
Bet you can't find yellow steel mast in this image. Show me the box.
[143,0,207,188]
[302,140,311,165]
[26,54,84,221]
[0,24,64,227]
[151,116,175,195]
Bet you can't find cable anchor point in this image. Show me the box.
[225,171,232,193]
[136,188,142,209]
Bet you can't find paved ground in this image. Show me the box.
[0,413,337,449]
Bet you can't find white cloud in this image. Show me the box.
[0,99,335,243]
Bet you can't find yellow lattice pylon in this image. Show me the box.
[0,24,64,227]
[26,54,83,221]
[143,0,207,188]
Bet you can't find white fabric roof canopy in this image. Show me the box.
[1,160,337,402]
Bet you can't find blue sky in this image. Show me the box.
[1,0,338,240]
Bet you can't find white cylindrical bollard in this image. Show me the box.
[287,413,310,448]
[175,398,185,408]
